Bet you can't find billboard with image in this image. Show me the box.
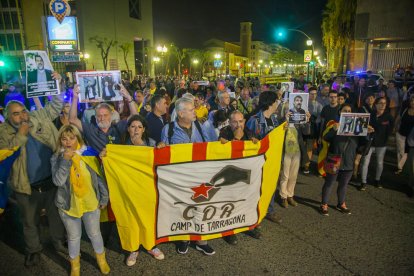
[47,16,78,51]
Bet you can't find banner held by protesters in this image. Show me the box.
[103,124,285,252]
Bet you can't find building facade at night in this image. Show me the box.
[203,22,289,76]
[0,0,154,83]
[352,0,414,78]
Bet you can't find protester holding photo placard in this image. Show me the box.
[288,93,308,124]
[0,72,67,266]
[24,51,60,98]
[319,104,374,216]
[279,110,311,208]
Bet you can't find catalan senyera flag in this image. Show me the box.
[103,124,286,252]
[317,120,336,176]
[0,147,20,214]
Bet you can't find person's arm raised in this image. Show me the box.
[69,84,83,132]
[120,84,137,116]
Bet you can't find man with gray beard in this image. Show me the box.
[69,84,138,152]
[69,84,138,245]
[0,72,66,266]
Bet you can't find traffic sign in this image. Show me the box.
[304,50,312,63]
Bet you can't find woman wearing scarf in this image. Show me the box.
[51,125,110,275]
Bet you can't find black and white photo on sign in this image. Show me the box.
[288,93,308,124]
[75,71,123,103]
[337,113,370,136]
[281,82,294,101]
[24,50,60,98]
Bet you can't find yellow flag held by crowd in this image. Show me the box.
[103,124,286,252]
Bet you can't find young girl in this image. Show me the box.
[51,125,110,275]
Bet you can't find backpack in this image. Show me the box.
[168,120,206,144]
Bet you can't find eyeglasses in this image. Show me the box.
[376,102,387,105]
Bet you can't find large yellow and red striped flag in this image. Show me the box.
[103,124,285,252]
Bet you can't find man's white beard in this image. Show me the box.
[98,121,111,129]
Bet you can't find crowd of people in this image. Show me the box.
[0,70,414,275]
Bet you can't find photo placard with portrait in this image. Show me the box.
[24,50,60,98]
[337,113,370,136]
[288,93,309,124]
[75,71,123,103]
[281,81,294,102]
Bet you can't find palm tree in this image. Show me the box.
[170,44,186,78]
[321,0,357,73]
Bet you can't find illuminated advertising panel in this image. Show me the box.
[47,16,78,51]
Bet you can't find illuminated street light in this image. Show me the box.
[270,61,274,65]
[84,53,90,59]
[306,39,313,46]
[214,53,221,59]
[157,45,168,53]
[248,63,251,67]
[259,59,263,64]
[193,59,199,64]
[153,57,160,62]
[314,50,319,56]
[236,62,240,67]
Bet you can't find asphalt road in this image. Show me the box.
[1,151,413,276]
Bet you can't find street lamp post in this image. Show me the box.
[156,45,167,75]
[192,59,199,78]
[153,56,160,75]
[214,53,221,78]
[279,28,315,83]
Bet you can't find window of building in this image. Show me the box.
[1,0,9,8]
[10,11,18,29]
[0,34,7,50]
[129,0,141,20]
[6,33,14,50]
[3,13,11,29]
[14,33,22,50]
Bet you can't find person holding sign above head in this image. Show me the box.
[27,54,53,87]
[0,72,67,267]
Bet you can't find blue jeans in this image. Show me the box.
[59,208,104,259]
[361,147,387,183]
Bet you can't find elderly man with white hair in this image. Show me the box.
[160,97,215,256]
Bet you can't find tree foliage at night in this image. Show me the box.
[321,0,357,72]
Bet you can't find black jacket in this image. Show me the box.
[324,127,364,171]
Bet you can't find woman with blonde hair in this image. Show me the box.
[51,125,110,275]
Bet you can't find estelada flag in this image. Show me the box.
[317,120,336,177]
[103,124,286,252]
[0,147,20,214]
[78,146,115,222]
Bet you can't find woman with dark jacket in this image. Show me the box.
[320,104,374,216]
[360,97,394,190]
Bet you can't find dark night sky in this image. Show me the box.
[153,0,327,53]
